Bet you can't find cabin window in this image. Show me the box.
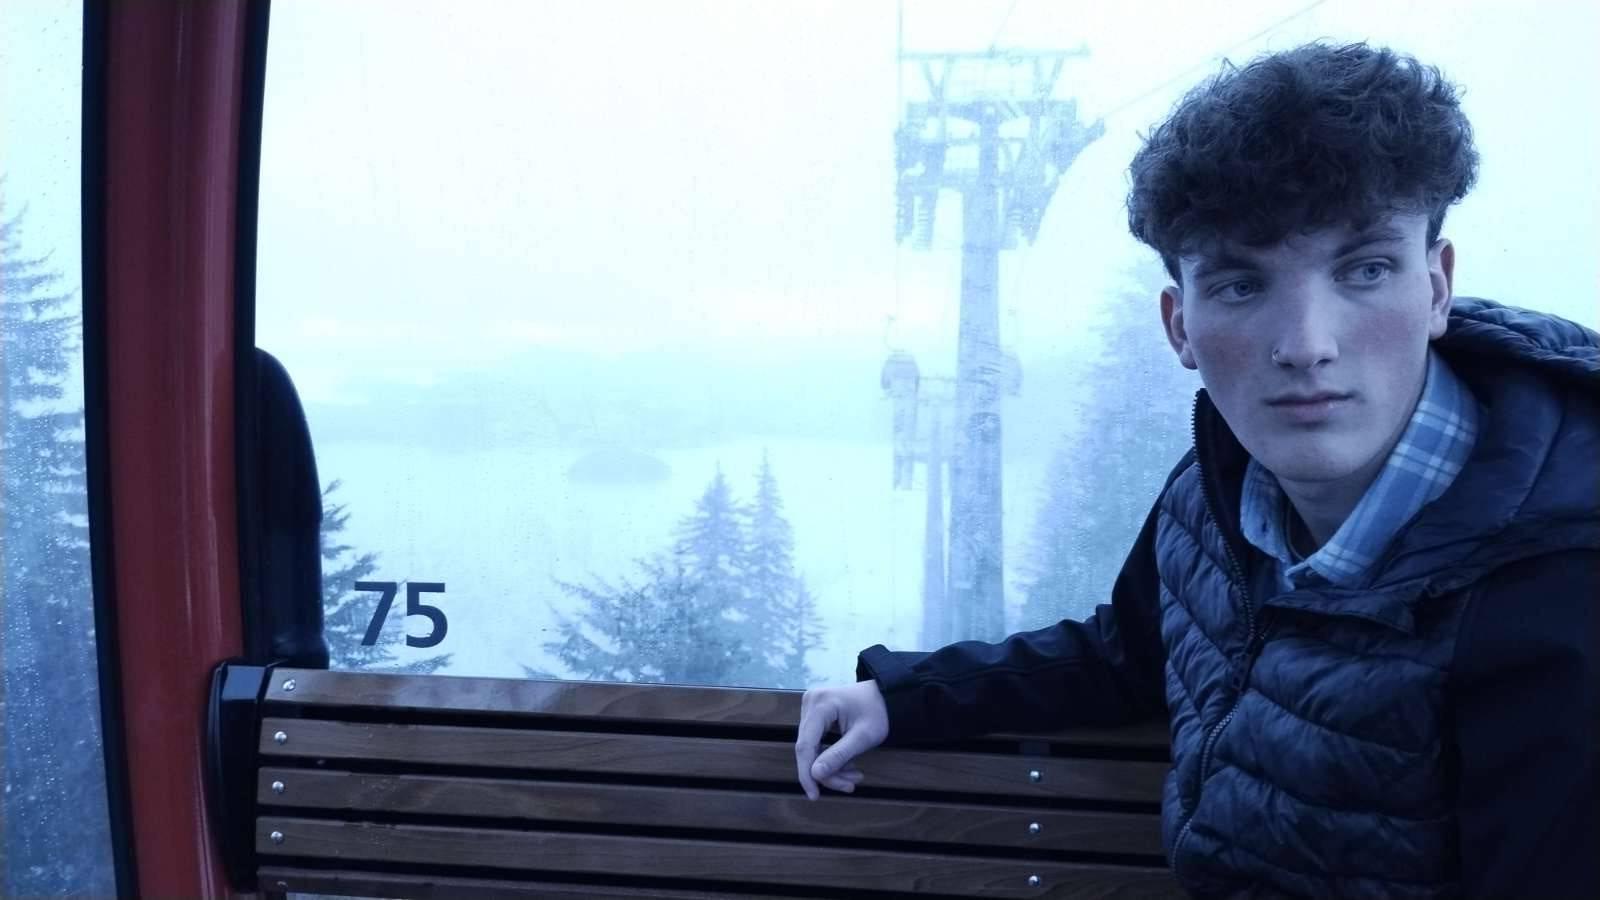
[255,0,1599,688]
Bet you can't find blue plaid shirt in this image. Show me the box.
[1241,351,1481,588]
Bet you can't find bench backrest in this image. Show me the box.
[210,665,1179,898]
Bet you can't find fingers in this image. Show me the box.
[794,694,836,801]
[811,721,879,782]
[798,687,882,801]
[825,768,864,787]
[819,763,867,793]
[795,736,820,800]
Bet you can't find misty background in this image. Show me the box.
[1,3,1596,888]
[249,0,1600,682]
[4,0,1598,703]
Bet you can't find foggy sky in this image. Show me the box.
[5,1,1596,408]
[250,0,1600,405]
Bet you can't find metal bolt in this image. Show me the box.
[271,781,286,794]
[270,830,285,845]
[282,678,297,692]
[1028,769,1042,783]
[1028,822,1041,835]
[273,731,287,745]
[1028,875,1041,887]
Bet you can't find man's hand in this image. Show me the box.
[794,680,889,801]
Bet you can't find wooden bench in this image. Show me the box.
[208,665,1179,899]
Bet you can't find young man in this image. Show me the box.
[794,42,1597,898]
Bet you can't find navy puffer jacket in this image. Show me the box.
[860,298,1598,898]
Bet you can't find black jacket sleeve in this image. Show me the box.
[1452,548,1598,899]
[854,453,1189,744]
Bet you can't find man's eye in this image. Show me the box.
[1211,280,1259,301]
[1346,261,1392,283]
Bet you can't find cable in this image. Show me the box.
[1097,0,1331,121]
[989,0,1024,53]
[893,0,904,339]
[897,0,905,100]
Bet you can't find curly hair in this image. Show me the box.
[1127,41,1479,280]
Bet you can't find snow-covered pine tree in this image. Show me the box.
[1017,264,1198,629]
[742,452,821,688]
[0,191,114,894]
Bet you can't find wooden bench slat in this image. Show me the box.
[266,669,1168,751]
[257,768,1164,855]
[268,668,796,729]
[987,720,1169,748]
[257,817,1181,899]
[259,866,822,899]
[259,718,1166,804]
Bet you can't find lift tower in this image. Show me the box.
[894,49,1102,644]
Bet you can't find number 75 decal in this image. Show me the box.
[354,581,449,649]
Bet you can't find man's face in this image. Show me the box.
[1160,214,1455,488]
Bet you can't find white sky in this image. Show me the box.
[2,3,83,307]
[246,0,1600,403]
[4,0,1599,400]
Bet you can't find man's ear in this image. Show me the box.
[1426,239,1455,340]
[1161,285,1198,370]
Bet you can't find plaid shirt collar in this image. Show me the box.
[1241,350,1480,588]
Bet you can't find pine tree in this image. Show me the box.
[546,461,825,689]
[675,466,744,593]
[742,452,821,688]
[549,553,747,685]
[319,480,451,674]
[549,467,756,687]
[1017,265,1198,630]
[671,466,757,681]
[0,193,115,893]
[773,580,823,689]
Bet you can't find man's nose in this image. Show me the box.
[1271,292,1340,369]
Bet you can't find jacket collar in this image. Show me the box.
[1190,348,1597,636]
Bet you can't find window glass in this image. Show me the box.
[257,0,1599,687]
[0,1,117,893]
